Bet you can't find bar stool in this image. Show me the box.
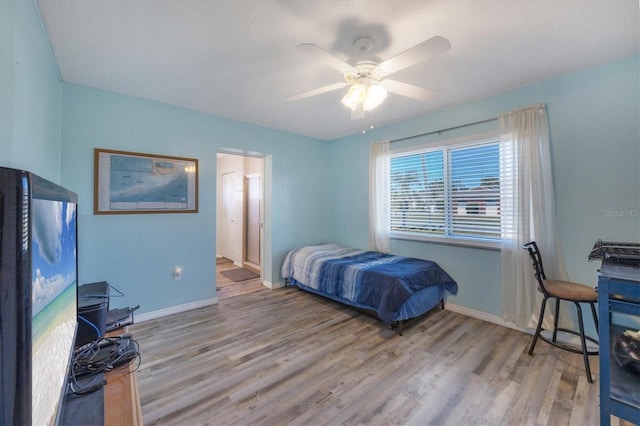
[522,241,599,382]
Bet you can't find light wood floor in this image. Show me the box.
[131,259,610,425]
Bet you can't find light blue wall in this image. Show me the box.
[328,56,640,319]
[4,0,638,322]
[60,84,332,313]
[0,0,62,181]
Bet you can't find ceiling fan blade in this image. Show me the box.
[351,105,365,120]
[286,82,348,102]
[381,79,441,102]
[297,43,353,74]
[378,36,451,75]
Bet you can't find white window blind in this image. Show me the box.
[390,136,510,245]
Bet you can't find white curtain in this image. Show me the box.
[369,141,390,253]
[500,104,569,329]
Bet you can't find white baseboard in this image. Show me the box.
[135,297,218,323]
[262,280,285,289]
[445,303,530,334]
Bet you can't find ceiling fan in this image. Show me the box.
[286,35,451,119]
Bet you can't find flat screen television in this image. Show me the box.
[0,167,78,425]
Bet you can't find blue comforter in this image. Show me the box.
[281,244,458,324]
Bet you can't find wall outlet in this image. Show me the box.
[174,266,182,280]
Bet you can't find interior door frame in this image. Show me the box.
[216,151,265,284]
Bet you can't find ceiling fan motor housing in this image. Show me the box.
[344,62,385,85]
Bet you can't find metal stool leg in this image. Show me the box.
[552,297,561,342]
[529,296,548,355]
[574,302,593,383]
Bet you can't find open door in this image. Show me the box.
[245,174,261,268]
[216,153,264,279]
[220,171,239,262]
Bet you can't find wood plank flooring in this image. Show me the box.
[131,260,611,425]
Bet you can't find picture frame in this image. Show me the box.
[94,148,198,214]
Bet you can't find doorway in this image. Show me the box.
[216,153,264,282]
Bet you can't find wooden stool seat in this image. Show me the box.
[542,279,598,302]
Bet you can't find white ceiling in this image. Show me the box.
[37,0,639,140]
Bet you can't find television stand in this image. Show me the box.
[61,328,142,425]
[104,328,142,425]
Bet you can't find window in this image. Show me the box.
[390,134,508,247]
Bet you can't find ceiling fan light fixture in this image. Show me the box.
[363,83,387,111]
[341,83,367,111]
[341,82,387,113]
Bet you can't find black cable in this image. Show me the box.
[78,314,102,337]
[78,284,125,299]
[68,334,141,395]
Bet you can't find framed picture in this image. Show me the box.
[94,148,198,214]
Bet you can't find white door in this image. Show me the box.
[221,171,238,260]
[245,175,261,265]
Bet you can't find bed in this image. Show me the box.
[281,243,458,334]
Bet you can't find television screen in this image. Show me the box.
[0,167,78,426]
[31,198,77,426]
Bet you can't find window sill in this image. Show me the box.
[391,232,501,250]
